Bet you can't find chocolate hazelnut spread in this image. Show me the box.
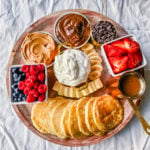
[21,32,57,66]
[56,13,91,47]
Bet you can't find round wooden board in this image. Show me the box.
[6,9,143,146]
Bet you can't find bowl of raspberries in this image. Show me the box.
[10,64,48,104]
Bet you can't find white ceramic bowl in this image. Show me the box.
[9,64,48,104]
[101,34,147,77]
[20,31,57,68]
[54,11,91,49]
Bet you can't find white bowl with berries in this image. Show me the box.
[101,34,147,77]
[9,64,48,104]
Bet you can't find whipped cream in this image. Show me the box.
[54,49,91,86]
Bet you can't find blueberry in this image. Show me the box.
[19,93,24,98]
[11,68,18,73]
[13,97,18,102]
[20,73,26,81]
[12,92,19,98]
[18,97,22,102]
[13,73,19,82]
[11,83,18,90]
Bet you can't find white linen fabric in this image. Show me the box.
[0,0,150,149]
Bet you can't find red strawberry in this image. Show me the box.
[111,38,140,53]
[33,82,39,89]
[18,81,25,90]
[105,45,126,57]
[37,64,45,72]
[30,65,39,75]
[124,38,139,53]
[111,39,125,50]
[38,94,45,102]
[25,78,34,88]
[38,84,47,93]
[24,87,31,95]
[29,89,39,97]
[109,56,128,73]
[128,51,142,69]
[38,72,45,81]
[21,65,29,73]
[26,94,36,103]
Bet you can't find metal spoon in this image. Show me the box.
[119,71,150,135]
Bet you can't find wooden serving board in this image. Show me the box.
[6,9,143,146]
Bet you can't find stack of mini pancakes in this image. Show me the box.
[31,95,123,139]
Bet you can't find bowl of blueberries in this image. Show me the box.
[10,64,48,104]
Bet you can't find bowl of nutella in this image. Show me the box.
[54,12,91,49]
[21,32,58,67]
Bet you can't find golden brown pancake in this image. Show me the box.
[85,97,105,135]
[51,100,69,138]
[76,97,91,135]
[68,101,86,138]
[93,95,123,132]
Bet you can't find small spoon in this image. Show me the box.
[119,72,150,135]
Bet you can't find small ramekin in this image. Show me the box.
[54,11,91,49]
[101,34,147,77]
[20,31,58,68]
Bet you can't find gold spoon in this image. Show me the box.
[119,72,150,135]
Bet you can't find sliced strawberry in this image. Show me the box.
[111,38,140,53]
[111,39,125,50]
[128,51,142,69]
[105,45,126,57]
[109,56,128,73]
[124,38,139,53]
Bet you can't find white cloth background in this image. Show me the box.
[0,0,150,149]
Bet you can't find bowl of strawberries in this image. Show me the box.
[101,34,147,76]
[10,64,48,104]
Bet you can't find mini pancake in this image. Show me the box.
[76,97,91,135]
[31,99,51,133]
[49,97,67,135]
[93,95,123,132]
[51,100,69,138]
[60,101,74,138]
[68,101,86,138]
[85,97,105,135]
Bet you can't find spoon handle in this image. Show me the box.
[128,99,150,135]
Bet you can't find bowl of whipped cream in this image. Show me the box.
[54,49,91,87]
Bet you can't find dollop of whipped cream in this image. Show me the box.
[54,49,91,86]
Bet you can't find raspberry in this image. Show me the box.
[38,94,45,102]
[29,74,37,81]
[30,65,39,75]
[21,65,29,73]
[18,81,25,90]
[37,64,45,72]
[26,72,30,78]
[33,82,39,89]
[25,78,34,88]
[38,84,47,93]
[29,89,39,97]
[26,94,36,103]
[24,87,31,95]
[38,72,45,81]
